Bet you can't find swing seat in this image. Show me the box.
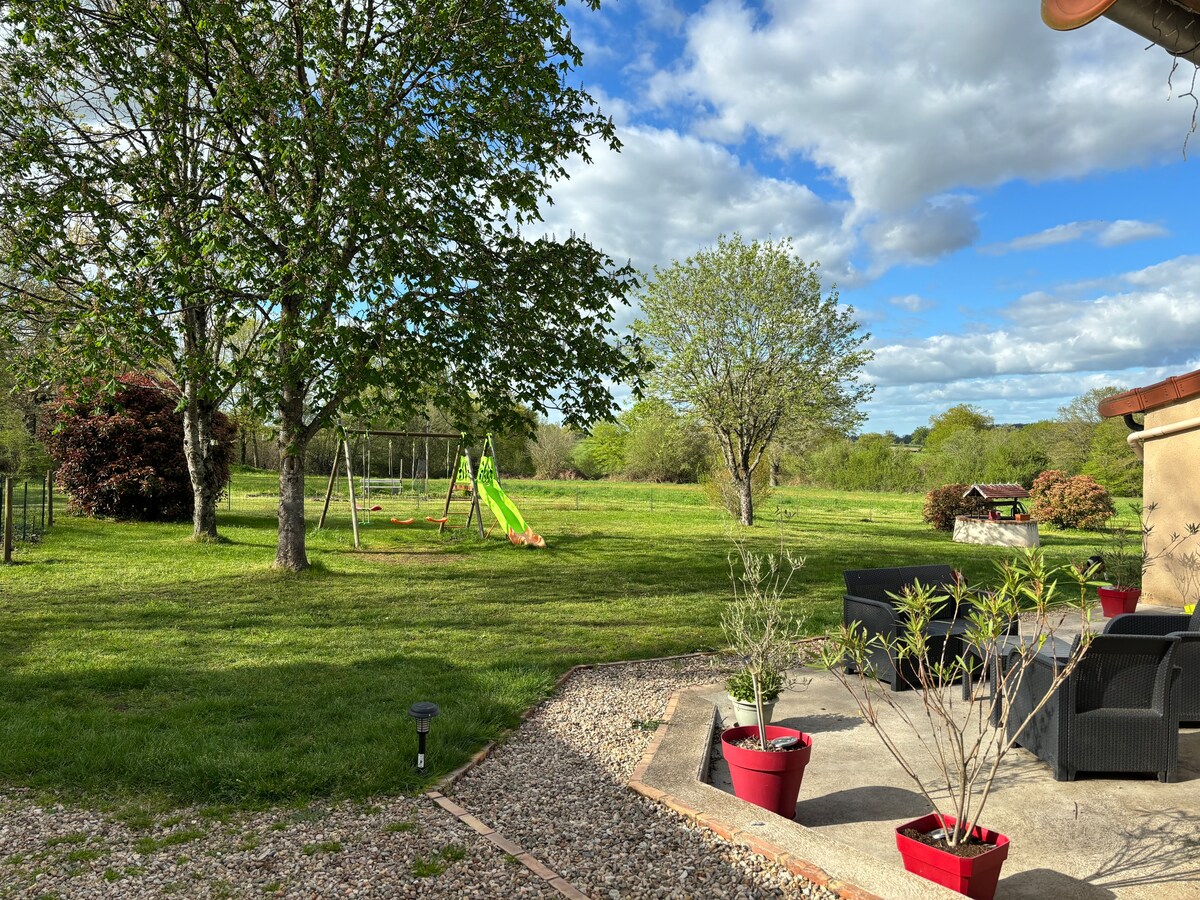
[390,517,415,525]
[425,516,449,525]
[355,505,383,512]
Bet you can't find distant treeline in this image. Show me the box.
[527,390,1141,498]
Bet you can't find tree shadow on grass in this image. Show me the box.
[0,653,546,806]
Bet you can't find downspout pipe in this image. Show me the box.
[1125,414,1200,460]
[1043,0,1200,67]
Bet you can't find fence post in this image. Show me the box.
[45,469,53,528]
[3,477,13,564]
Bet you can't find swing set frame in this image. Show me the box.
[317,428,497,548]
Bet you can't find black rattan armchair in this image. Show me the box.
[842,565,1009,692]
[1103,606,1200,725]
[1005,634,1181,782]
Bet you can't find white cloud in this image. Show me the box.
[1097,219,1170,247]
[888,294,936,313]
[866,255,1200,387]
[982,219,1168,254]
[863,196,979,267]
[537,124,858,287]
[652,1,1195,219]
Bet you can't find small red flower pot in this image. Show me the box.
[720,725,812,819]
[1098,586,1141,617]
[896,813,1010,899]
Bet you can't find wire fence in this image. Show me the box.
[220,470,720,528]
[2,473,53,559]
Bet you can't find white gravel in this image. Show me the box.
[0,656,837,899]
[453,656,839,899]
[0,792,553,898]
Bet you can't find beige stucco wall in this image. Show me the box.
[1141,396,1200,607]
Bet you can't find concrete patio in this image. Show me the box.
[636,608,1200,899]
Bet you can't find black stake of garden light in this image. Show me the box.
[409,702,439,771]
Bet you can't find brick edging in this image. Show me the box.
[426,791,588,899]
[424,651,723,900]
[625,692,884,900]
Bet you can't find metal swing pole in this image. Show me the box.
[342,435,361,548]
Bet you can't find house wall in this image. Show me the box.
[1142,395,1200,607]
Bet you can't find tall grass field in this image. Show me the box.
[0,476,1121,810]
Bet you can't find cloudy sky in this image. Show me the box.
[538,0,1200,435]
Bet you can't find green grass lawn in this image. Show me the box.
[0,477,1119,810]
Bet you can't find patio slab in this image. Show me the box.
[636,612,1200,899]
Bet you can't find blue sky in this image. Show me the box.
[535,1,1200,435]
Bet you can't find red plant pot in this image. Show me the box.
[720,725,812,819]
[895,813,1010,899]
[1098,586,1141,617]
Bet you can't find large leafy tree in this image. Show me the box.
[636,234,872,525]
[924,404,993,452]
[1,0,642,569]
[0,1,258,541]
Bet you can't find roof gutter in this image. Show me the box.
[1125,414,1200,460]
[1043,0,1200,66]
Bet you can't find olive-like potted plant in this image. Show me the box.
[821,550,1096,900]
[1097,516,1144,617]
[1097,503,1200,616]
[725,667,785,727]
[719,540,812,819]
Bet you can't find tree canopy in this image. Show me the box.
[1,0,642,568]
[636,234,872,524]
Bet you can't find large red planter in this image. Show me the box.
[1098,586,1141,617]
[720,725,812,818]
[895,813,1010,899]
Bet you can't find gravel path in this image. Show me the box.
[453,656,837,899]
[0,791,552,899]
[0,656,835,899]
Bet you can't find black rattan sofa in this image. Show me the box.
[1103,605,1200,725]
[1005,634,1182,782]
[842,565,1012,692]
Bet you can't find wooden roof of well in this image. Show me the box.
[963,483,1030,500]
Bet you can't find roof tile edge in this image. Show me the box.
[1098,369,1200,418]
[1042,0,1121,30]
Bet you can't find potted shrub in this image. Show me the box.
[719,540,812,819]
[1097,503,1200,616]
[726,668,785,727]
[821,550,1096,899]
[1096,520,1142,616]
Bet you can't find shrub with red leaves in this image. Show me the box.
[1029,469,1115,530]
[922,483,988,531]
[38,375,234,521]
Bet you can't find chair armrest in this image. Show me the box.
[844,594,905,642]
[1104,613,1191,636]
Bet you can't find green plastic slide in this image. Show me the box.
[474,455,530,536]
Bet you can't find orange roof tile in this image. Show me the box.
[1098,369,1200,418]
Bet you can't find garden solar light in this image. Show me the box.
[409,701,439,771]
